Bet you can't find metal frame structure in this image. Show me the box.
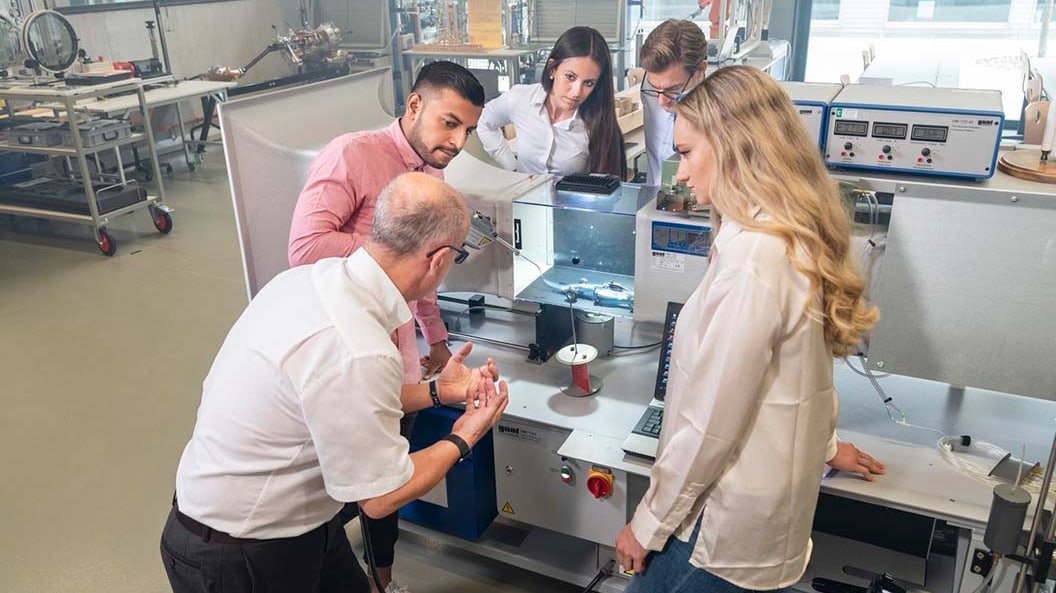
[59,78,236,171]
[0,78,171,255]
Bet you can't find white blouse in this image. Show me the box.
[476,83,590,176]
[629,213,840,590]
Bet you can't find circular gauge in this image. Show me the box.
[21,10,78,73]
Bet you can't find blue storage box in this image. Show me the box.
[399,405,497,540]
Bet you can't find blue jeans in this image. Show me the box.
[625,520,791,593]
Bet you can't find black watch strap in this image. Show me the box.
[442,433,471,461]
[429,380,442,408]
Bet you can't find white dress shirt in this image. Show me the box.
[641,80,677,185]
[476,83,589,176]
[175,249,414,539]
[629,214,840,590]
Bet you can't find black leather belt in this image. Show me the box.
[173,503,256,544]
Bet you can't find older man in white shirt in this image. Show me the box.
[161,173,509,593]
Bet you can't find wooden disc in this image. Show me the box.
[998,149,1056,183]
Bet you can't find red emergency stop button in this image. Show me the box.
[587,469,613,499]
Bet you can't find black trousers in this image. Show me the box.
[160,509,370,593]
[337,504,399,568]
[335,410,417,568]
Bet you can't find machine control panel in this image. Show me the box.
[494,419,626,545]
[586,467,614,499]
[824,86,1003,179]
[634,209,710,324]
[651,221,711,257]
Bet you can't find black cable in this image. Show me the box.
[357,504,386,593]
[578,560,614,593]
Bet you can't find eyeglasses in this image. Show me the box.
[641,76,691,101]
[426,244,470,264]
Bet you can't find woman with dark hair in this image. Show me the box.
[476,26,626,178]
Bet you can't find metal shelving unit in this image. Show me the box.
[0,78,172,256]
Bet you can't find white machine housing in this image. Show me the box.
[633,208,712,323]
[781,81,844,151]
[493,418,627,547]
[825,85,1004,179]
[440,167,712,324]
[438,153,553,299]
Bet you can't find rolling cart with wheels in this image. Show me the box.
[0,78,172,256]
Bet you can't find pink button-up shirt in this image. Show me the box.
[288,119,448,383]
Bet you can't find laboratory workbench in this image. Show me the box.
[409,299,1055,593]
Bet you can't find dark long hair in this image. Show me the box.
[542,26,626,178]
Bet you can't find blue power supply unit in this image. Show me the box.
[398,405,497,540]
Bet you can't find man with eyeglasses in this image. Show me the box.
[639,19,709,185]
[427,243,470,265]
[162,172,509,593]
[287,61,484,593]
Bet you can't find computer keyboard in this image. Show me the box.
[631,406,664,438]
[555,173,622,195]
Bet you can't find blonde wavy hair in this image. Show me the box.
[675,66,877,356]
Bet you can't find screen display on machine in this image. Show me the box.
[911,124,949,143]
[834,119,869,137]
[872,122,908,140]
[652,221,711,257]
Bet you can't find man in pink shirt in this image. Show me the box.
[288,61,484,593]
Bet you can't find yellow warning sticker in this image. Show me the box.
[501,502,515,514]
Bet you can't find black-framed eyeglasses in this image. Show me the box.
[426,244,470,264]
[641,76,691,101]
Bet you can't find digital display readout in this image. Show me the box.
[834,120,869,137]
[872,122,908,140]
[652,222,710,257]
[911,125,949,142]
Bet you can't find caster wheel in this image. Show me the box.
[187,163,196,172]
[97,229,116,256]
[153,210,173,234]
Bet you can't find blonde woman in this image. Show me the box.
[615,66,883,593]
